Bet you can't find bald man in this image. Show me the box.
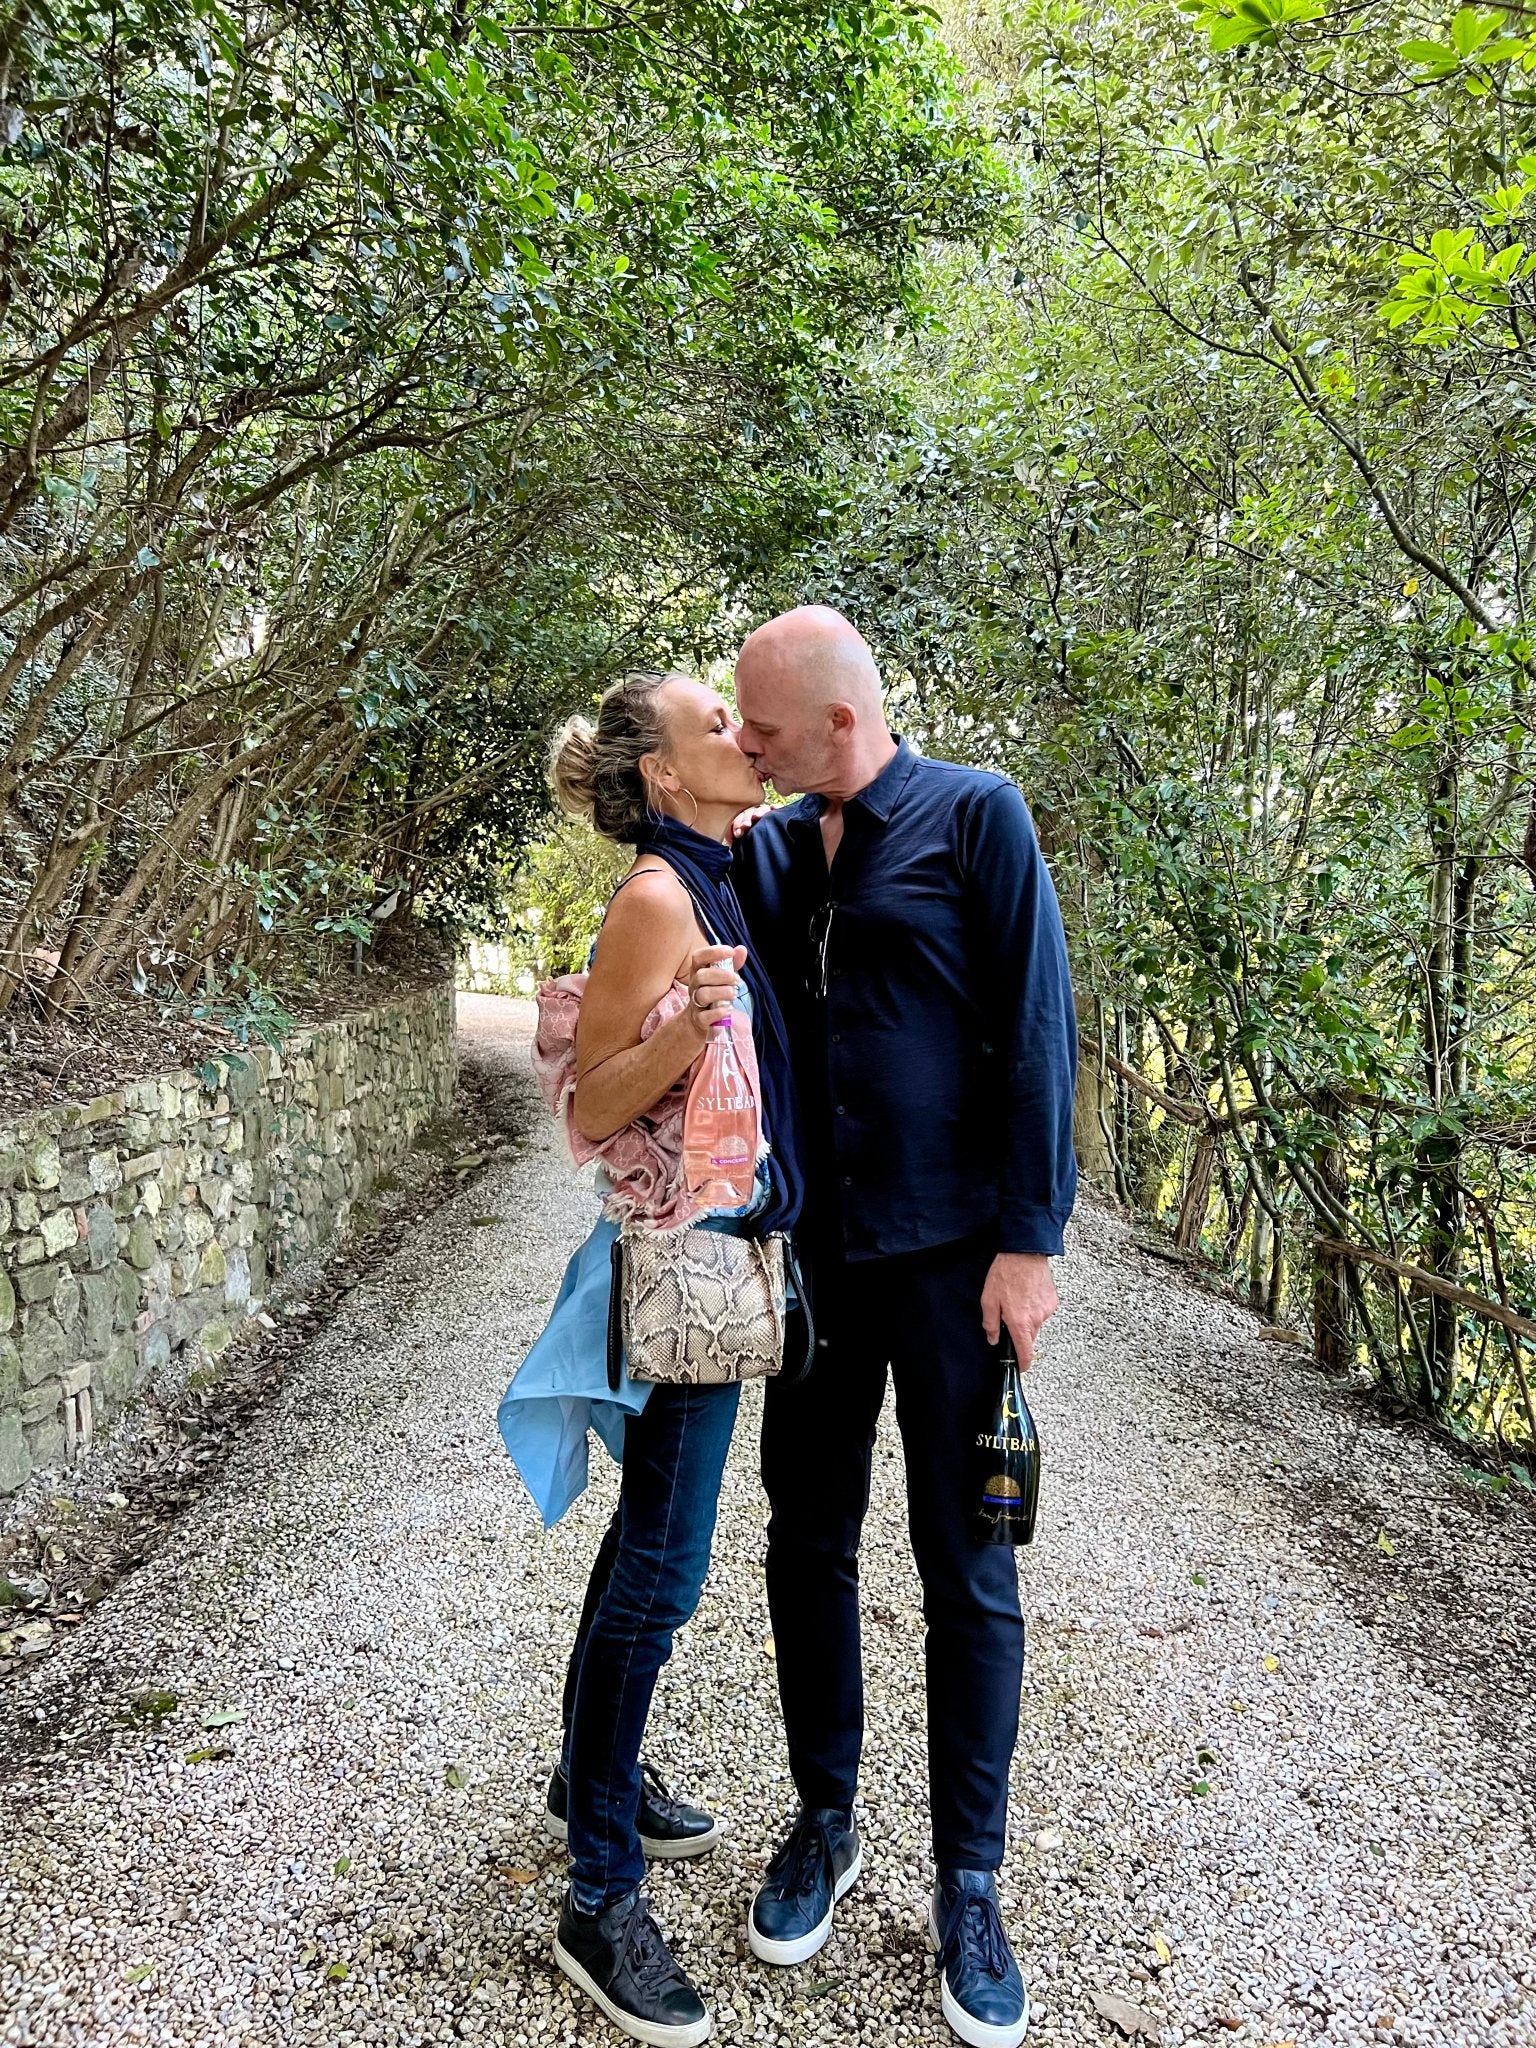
[729,607,1078,2048]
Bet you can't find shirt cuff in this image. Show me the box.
[997,1211,1070,1257]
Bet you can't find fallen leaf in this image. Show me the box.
[334,1855,352,1877]
[471,1215,501,1227]
[124,1688,179,1724]
[1092,1990,1158,2036]
[762,1635,775,1657]
[497,1864,538,1885]
[1262,1655,1279,1673]
[1196,1746,1218,1766]
[444,1763,467,1788]
[326,1961,349,1981]
[2,1577,50,1609]
[201,1705,246,1729]
[1403,575,1420,596]
[1376,1529,1396,1557]
[806,1978,838,1998]
[124,1963,156,1985]
[1151,1934,1172,1967]
[1215,2018,1243,2033]
[184,1745,233,1764]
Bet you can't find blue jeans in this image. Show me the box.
[561,1378,741,1911]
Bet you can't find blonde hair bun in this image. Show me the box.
[550,713,601,822]
[547,671,688,843]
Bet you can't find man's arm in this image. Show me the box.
[964,781,1079,1361]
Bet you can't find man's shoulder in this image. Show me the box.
[740,796,817,850]
[908,752,1018,807]
[730,799,811,892]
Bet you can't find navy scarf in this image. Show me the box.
[632,816,804,1238]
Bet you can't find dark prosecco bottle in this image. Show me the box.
[974,1331,1041,1546]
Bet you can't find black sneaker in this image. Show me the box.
[746,1806,862,1965]
[554,1886,711,2048]
[927,1868,1029,2048]
[544,1761,723,1860]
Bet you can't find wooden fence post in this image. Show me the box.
[1312,1107,1351,1372]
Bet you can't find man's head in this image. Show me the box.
[734,605,892,798]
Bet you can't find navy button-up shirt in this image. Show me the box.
[733,740,1078,1261]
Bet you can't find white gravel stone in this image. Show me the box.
[1,994,1532,2046]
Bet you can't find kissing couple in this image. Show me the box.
[500,604,1079,2047]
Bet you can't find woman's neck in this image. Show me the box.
[657,801,734,846]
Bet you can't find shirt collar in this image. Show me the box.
[782,737,917,830]
[850,737,917,823]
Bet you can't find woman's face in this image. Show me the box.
[651,678,764,817]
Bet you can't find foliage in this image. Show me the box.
[0,0,992,1012]
[753,0,1536,1441]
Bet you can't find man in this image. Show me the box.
[730,606,1077,2048]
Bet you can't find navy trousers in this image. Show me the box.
[760,1231,1024,1871]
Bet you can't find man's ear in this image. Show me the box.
[828,702,856,739]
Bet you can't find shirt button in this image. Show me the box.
[835,1104,847,1116]
[842,1175,852,1187]
[830,1033,842,1045]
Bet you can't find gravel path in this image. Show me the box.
[2,993,1533,2048]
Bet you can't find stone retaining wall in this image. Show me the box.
[0,983,456,1494]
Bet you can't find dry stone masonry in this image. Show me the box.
[0,985,455,1494]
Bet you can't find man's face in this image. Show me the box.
[734,663,838,797]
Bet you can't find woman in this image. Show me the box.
[498,670,803,2048]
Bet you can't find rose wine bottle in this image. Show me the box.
[682,1018,759,1208]
[974,1331,1041,1546]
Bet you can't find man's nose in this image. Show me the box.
[736,726,761,760]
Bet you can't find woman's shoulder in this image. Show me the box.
[599,861,696,948]
[584,861,699,998]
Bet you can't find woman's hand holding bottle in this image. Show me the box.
[684,945,747,1040]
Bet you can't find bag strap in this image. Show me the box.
[606,1234,626,1392]
[781,1239,816,1386]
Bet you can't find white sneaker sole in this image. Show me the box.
[926,1903,1030,2048]
[747,1842,863,1966]
[553,1937,712,2048]
[543,1810,725,1861]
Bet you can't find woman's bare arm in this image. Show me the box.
[572,868,742,1143]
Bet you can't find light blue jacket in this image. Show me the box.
[497,1211,649,1529]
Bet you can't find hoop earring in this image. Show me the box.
[675,785,700,829]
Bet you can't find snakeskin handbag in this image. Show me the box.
[606,1226,811,1388]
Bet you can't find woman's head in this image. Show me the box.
[550,671,763,843]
